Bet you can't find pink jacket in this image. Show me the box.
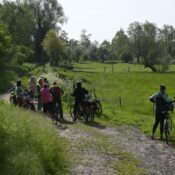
[40,87,53,104]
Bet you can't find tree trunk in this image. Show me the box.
[144,64,157,72]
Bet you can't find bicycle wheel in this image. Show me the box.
[84,106,94,124]
[90,109,95,123]
[164,119,170,144]
[96,101,102,115]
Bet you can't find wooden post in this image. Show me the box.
[119,97,122,107]
[112,64,114,73]
[128,66,130,72]
[104,67,106,73]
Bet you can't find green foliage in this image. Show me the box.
[98,40,114,62]
[11,45,34,65]
[0,103,69,175]
[111,29,132,62]
[127,21,175,71]
[0,70,15,92]
[0,1,35,46]
[0,21,11,67]
[42,29,65,65]
[24,0,65,61]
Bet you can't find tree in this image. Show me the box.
[88,41,99,61]
[111,29,132,62]
[159,25,175,58]
[98,40,112,62]
[68,39,81,62]
[0,22,11,68]
[0,0,35,47]
[128,21,169,71]
[128,21,145,64]
[42,29,65,66]
[80,29,92,60]
[23,0,65,62]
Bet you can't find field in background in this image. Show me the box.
[74,62,175,73]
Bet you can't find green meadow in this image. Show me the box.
[59,62,175,143]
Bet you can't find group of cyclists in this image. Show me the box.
[11,76,89,122]
[12,76,64,120]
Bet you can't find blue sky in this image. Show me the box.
[59,0,175,43]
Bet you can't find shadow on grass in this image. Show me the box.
[59,119,74,125]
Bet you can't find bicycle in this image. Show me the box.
[163,111,173,145]
[70,98,102,124]
[70,102,89,122]
[9,90,35,111]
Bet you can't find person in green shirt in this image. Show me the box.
[149,85,173,140]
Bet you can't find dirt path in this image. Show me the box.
[1,94,175,175]
[59,117,175,175]
[97,126,175,175]
[0,93,10,103]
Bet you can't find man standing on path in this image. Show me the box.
[50,82,64,120]
[150,85,173,140]
[72,81,88,122]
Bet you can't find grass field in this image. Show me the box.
[55,62,175,144]
[0,101,69,175]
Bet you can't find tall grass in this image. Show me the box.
[0,101,68,175]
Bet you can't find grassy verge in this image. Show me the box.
[0,101,69,175]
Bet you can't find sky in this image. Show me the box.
[58,0,175,43]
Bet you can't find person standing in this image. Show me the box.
[40,83,53,114]
[15,80,23,107]
[36,77,44,111]
[72,81,88,122]
[28,76,37,99]
[150,85,173,140]
[50,82,64,119]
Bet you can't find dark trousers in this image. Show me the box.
[43,102,53,114]
[73,102,80,120]
[152,112,165,136]
[54,97,63,118]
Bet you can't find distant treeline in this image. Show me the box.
[1,0,175,72]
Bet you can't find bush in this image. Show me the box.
[0,102,69,175]
[0,70,16,92]
[11,45,34,65]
